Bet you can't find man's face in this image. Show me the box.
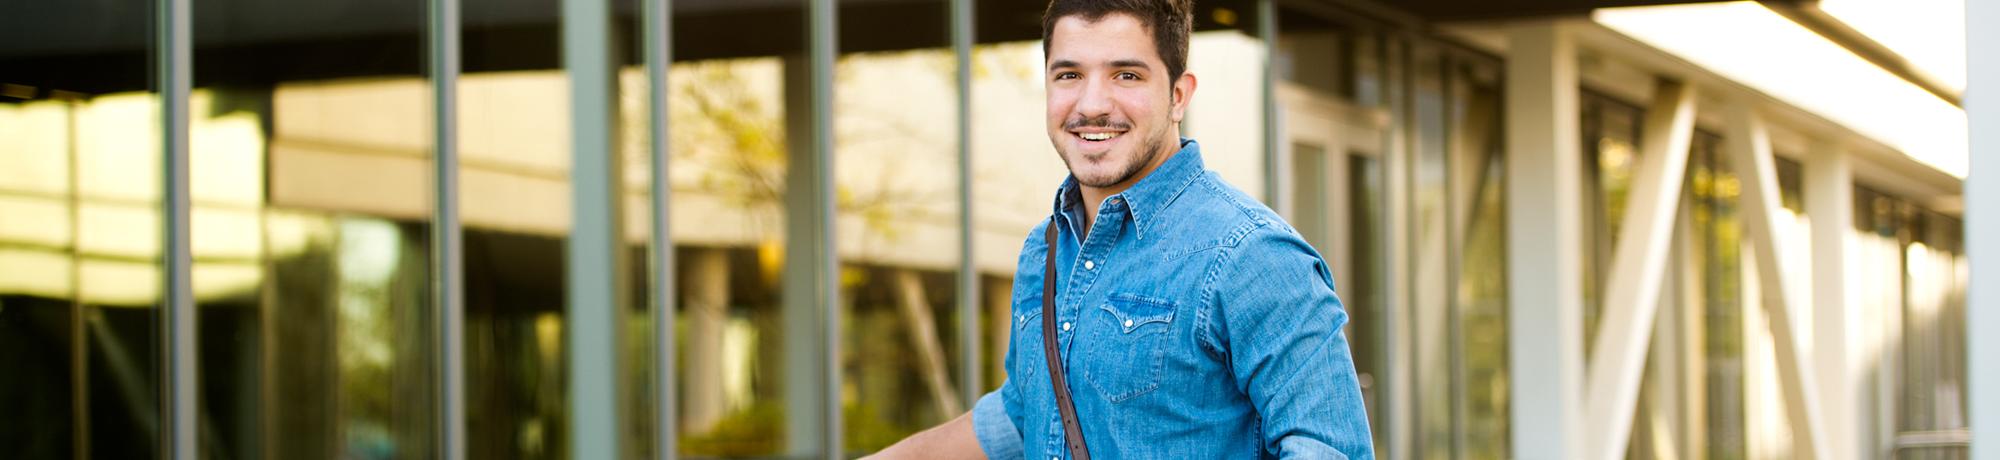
[1045,13,1192,189]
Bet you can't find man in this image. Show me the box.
[871,0,1372,458]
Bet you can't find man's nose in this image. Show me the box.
[1074,78,1112,118]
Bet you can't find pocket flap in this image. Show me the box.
[1099,294,1175,333]
[1013,309,1041,331]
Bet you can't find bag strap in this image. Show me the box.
[1043,221,1092,459]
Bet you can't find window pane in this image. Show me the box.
[1,1,160,457]
[183,0,441,456]
[1691,133,1748,460]
[834,0,964,455]
[1292,142,1329,251]
[450,0,659,457]
[1409,44,1452,460]
[1450,59,1507,459]
[1899,203,1968,460]
[668,1,808,456]
[1580,90,1645,362]
[621,1,660,455]
[1347,153,1387,446]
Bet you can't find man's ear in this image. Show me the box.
[1170,72,1197,123]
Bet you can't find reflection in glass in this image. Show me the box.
[1291,142,1330,251]
[667,0,807,454]
[1580,90,1644,362]
[1400,44,1510,460]
[1578,89,1642,453]
[1448,60,1507,459]
[666,57,794,457]
[455,0,565,450]
[1346,153,1386,446]
[0,92,166,459]
[835,0,964,453]
[2,1,161,455]
[182,0,442,455]
[1689,134,1747,460]
[1877,190,1968,460]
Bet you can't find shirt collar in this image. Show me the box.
[1050,138,1205,241]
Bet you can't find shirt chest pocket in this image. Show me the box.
[1082,293,1177,403]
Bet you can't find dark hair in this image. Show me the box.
[1041,0,1195,82]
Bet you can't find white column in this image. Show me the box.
[1505,21,1586,460]
[1806,146,1860,460]
[1583,79,1697,460]
[683,248,730,431]
[1966,0,1998,458]
[1724,102,1828,460]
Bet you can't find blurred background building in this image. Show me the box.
[0,0,1985,459]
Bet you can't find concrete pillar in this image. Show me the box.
[682,247,730,431]
[1806,147,1860,460]
[1504,20,1586,460]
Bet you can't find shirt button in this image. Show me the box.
[1083,260,1095,270]
[1124,319,1134,328]
[1062,322,1072,331]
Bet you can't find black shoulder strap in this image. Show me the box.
[1043,221,1092,459]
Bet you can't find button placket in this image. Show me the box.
[1045,206,1122,460]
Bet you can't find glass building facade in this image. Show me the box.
[0,0,1969,458]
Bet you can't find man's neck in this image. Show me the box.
[1078,183,1122,235]
[1076,138,1178,235]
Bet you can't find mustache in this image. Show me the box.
[1064,115,1131,131]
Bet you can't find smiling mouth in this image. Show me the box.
[1079,131,1122,141]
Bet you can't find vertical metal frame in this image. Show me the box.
[427,0,466,456]
[951,0,979,409]
[1259,0,1281,211]
[644,0,677,457]
[157,0,197,455]
[783,0,840,455]
[565,0,628,455]
[1967,0,1997,458]
[810,0,841,454]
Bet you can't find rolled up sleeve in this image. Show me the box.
[972,389,1023,460]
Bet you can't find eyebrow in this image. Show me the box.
[1047,59,1155,72]
[1109,59,1150,70]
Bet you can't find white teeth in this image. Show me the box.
[1080,132,1120,141]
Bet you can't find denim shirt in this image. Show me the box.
[973,139,1374,459]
